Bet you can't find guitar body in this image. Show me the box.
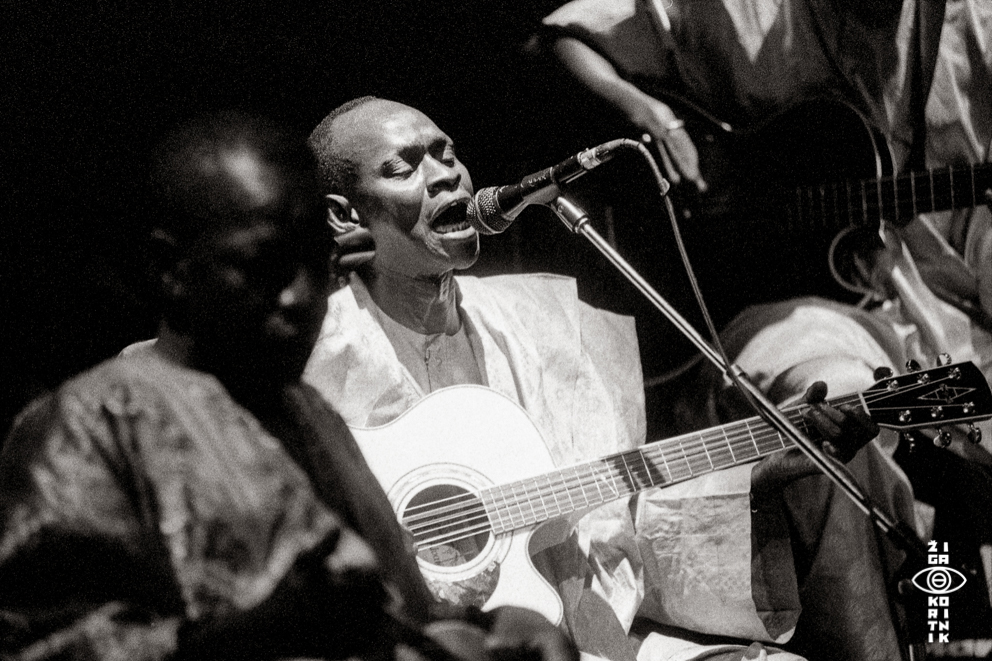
[350,386,566,624]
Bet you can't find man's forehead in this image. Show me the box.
[334,101,446,163]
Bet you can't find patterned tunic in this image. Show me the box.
[0,349,432,660]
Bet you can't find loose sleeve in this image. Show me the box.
[0,394,183,661]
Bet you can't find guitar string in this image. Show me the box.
[405,375,970,546]
[404,374,974,547]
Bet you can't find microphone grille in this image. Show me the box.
[468,188,513,235]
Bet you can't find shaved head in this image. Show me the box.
[309,98,478,277]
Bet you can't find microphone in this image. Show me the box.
[468,138,636,234]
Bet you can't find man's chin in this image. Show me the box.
[440,234,480,271]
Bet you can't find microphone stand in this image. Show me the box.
[544,193,928,567]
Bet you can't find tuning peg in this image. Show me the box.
[933,429,953,448]
[873,366,894,380]
[938,353,952,366]
[968,424,983,445]
[901,432,917,453]
[906,359,921,372]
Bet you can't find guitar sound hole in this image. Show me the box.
[404,485,490,567]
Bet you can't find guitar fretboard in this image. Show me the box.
[476,395,856,535]
[789,162,992,231]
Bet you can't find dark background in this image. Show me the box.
[1,0,721,437]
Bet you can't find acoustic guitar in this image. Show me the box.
[631,98,992,324]
[351,362,992,624]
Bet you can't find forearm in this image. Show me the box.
[551,37,662,124]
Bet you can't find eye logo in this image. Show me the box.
[911,566,968,595]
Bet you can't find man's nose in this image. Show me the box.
[424,155,461,195]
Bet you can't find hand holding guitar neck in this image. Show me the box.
[751,380,881,494]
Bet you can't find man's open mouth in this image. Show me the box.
[431,201,472,234]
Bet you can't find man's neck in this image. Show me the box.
[153,321,290,409]
[362,265,462,336]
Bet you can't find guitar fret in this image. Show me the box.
[483,491,506,535]
[544,473,562,518]
[572,466,590,508]
[723,427,737,463]
[744,419,762,458]
[606,458,624,498]
[531,475,550,522]
[596,462,621,501]
[701,436,715,470]
[704,431,734,468]
[678,441,695,477]
[497,484,521,531]
[617,453,638,492]
[558,469,576,512]
[637,450,659,488]
[514,480,536,527]
[588,463,606,504]
[654,447,673,483]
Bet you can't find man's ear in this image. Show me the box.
[325,194,364,234]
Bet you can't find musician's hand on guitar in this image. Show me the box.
[485,606,578,661]
[631,98,706,193]
[751,382,879,493]
[802,380,879,463]
[549,38,705,193]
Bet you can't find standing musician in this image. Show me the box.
[303,97,887,661]
[540,0,992,654]
[0,111,577,661]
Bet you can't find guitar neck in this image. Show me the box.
[790,162,992,232]
[478,393,861,535]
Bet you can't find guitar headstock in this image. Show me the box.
[862,362,992,436]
